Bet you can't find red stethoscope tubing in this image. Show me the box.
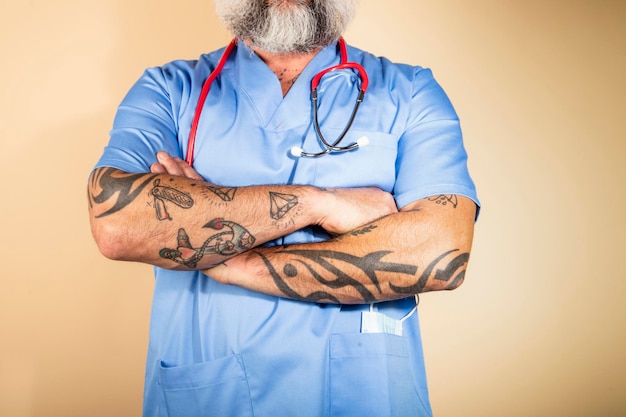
[186,38,238,165]
[185,38,368,165]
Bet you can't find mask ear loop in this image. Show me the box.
[399,295,420,325]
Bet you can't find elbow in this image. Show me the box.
[432,228,474,292]
[438,249,470,291]
[90,219,135,261]
[421,248,471,293]
[419,269,466,294]
[95,237,124,262]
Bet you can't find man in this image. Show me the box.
[88,0,479,415]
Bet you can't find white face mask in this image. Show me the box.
[214,0,356,53]
[361,296,420,336]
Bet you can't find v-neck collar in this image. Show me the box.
[232,40,341,130]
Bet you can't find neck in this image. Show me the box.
[251,46,320,96]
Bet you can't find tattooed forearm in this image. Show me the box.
[160,218,256,268]
[89,167,157,218]
[150,178,194,220]
[255,248,469,303]
[256,249,418,303]
[200,187,299,221]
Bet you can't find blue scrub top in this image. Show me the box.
[96,40,478,417]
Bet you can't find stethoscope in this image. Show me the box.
[185,38,370,166]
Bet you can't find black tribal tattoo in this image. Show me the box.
[257,248,469,303]
[389,249,468,294]
[159,218,256,268]
[89,167,157,218]
[256,249,418,303]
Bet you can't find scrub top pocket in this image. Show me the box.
[329,333,430,417]
[292,130,398,191]
[159,354,253,417]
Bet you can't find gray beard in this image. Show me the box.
[215,0,356,53]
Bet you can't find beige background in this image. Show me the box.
[1,1,624,416]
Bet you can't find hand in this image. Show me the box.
[316,187,398,235]
[150,151,204,180]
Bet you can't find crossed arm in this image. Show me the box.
[88,152,476,304]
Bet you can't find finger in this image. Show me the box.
[179,161,204,181]
[156,151,185,176]
[165,154,204,180]
[150,163,166,174]
[155,151,204,180]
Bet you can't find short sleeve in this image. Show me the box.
[393,68,479,210]
[94,67,182,173]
